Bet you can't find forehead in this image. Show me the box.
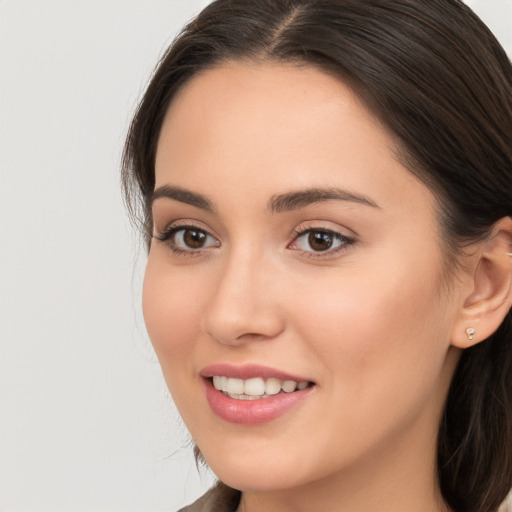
[158,61,388,150]
[154,62,434,216]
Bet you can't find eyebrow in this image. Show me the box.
[268,187,380,213]
[151,185,215,212]
[151,184,379,213]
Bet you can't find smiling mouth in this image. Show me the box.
[210,376,314,400]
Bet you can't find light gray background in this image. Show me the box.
[1,1,511,510]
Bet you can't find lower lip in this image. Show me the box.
[203,379,314,424]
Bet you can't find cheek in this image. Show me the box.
[290,256,452,409]
[142,256,205,372]
[277,259,454,471]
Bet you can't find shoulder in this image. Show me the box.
[178,482,241,512]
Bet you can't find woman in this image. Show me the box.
[122,0,512,511]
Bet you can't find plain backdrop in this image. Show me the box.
[0,1,511,511]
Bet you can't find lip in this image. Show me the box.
[200,363,312,382]
[200,364,315,425]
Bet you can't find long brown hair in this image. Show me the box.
[122,1,512,510]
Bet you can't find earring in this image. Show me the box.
[465,327,475,341]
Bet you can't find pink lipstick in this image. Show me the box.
[201,364,315,424]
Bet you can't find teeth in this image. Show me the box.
[212,376,310,398]
[224,393,265,400]
[265,378,281,395]
[244,377,265,395]
[228,378,244,395]
[282,380,297,393]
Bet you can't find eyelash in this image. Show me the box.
[154,223,355,259]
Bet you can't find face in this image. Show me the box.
[144,63,463,495]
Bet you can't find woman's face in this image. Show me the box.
[144,63,463,495]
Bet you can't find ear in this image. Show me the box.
[451,217,512,349]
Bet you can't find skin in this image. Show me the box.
[143,62,474,512]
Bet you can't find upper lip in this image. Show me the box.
[200,363,313,383]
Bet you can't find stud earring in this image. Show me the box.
[465,327,475,340]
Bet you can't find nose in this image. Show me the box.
[202,251,285,346]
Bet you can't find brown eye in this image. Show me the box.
[156,224,219,254]
[182,228,208,249]
[290,228,354,256]
[307,231,334,252]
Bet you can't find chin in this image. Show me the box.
[199,442,317,492]
[212,465,304,492]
